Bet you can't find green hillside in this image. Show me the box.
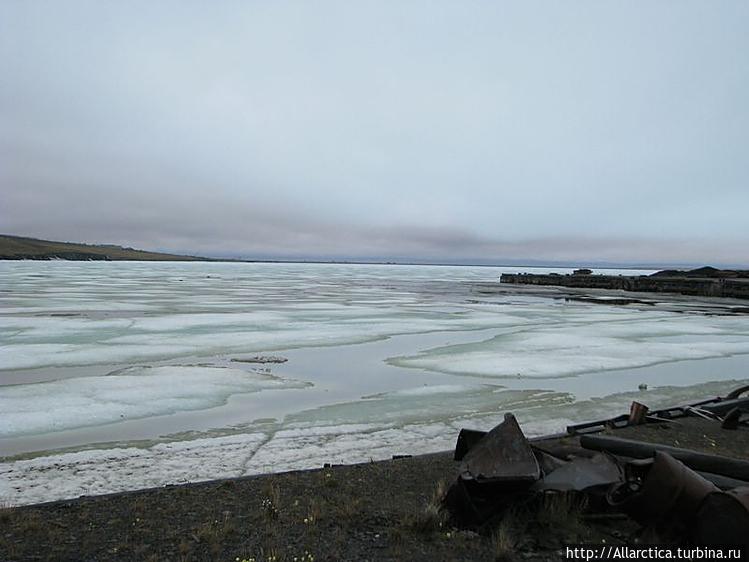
[0,234,210,261]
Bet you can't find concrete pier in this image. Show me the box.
[500,268,749,299]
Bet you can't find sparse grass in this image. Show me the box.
[303,498,321,526]
[536,491,588,541]
[131,495,147,514]
[0,452,524,561]
[334,495,361,519]
[256,545,281,562]
[485,490,590,559]
[0,501,15,524]
[178,537,192,558]
[492,514,518,562]
[401,478,449,535]
[145,553,161,562]
[14,509,43,534]
[261,480,281,521]
[431,478,448,507]
[321,469,338,489]
[237,547,317,562]
[190,511,237,560]
[0,538,18,561]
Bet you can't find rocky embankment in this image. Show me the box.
[501,267,749,300]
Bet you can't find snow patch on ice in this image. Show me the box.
[0,432,268,506]
[390,316,749,379]
[0,366,309,438]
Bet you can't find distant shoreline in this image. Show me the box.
[3,233,743,270]
[0,256,655,270]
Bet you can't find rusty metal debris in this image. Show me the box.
[726,385,749,400]
[700,393,749,417]
[531,453,622,493]
[607,452,718,536]
[445,414,542,525]
[721,407,749,430]
[453,428,488,461]
[446,413,622,526]
[608,453,749,546]
[446,385,749,546]
[580,434,749,482]
[694,487,749,548]
[565,386,749,435]
[566,414,629,435]
[628,401,649,425]
[459,413,540,483]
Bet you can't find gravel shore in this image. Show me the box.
[2,416,745,561]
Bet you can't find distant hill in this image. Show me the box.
[651,266,749,279]
[0,234,211,261]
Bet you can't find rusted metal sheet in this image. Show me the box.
[445,414,541,526]
[532,447,569,476]
[607,452,718,534]
[702,398,749,416]
[694,487,749,548]
[566,414,629,436]
[628,401,649,425]
[453,428,487,461]
[566,385,749,434]
[448,386,749,533]
[532,453,622,492]
[726,385,749,400]
[721,407,748,430]
[460,413,540,483]
[580,434,749,481]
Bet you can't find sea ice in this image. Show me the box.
[0,366,309,438]
[2,261,749,507]
[389,314,749,379]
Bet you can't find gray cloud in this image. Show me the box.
[1,1,748,265]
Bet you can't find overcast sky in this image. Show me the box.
[1,1,747,265]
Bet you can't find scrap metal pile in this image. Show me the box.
[444,386,749,547]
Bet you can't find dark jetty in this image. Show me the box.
[501,267,749,299]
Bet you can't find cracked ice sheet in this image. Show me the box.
[244,423,458,474]
[0,308,519,371]
[246,377,749,478]
[0,422,465,506]
[0,432,269,506]
[3,378,747,506]
[389,315,749,379]
[0,366,309,438]
[0,384,556,505]
[245,385,572,472]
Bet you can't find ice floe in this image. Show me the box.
[389,315,749,379]
[0,366,309,438]
[2,261,749,506]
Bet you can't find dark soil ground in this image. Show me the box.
[0,452,636,562]
[1,418,745,562]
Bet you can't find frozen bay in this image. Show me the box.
[2,261,749,505]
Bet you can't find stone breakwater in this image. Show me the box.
[500,270,749,300]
